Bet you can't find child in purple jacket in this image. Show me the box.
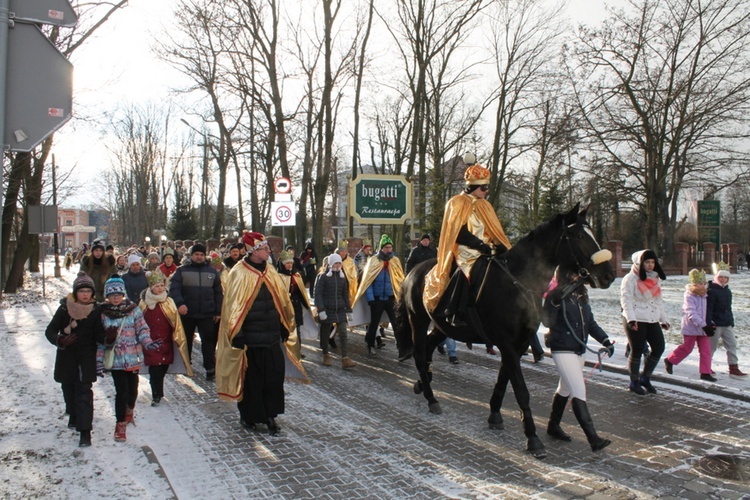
[664,269,717,381]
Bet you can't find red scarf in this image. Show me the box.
[636,277,661,297]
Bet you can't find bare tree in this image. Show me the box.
[568,0,750,254]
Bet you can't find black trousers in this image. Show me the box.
[110,370,139,423]
[181,316,217,371]
[149,364,169,399]
[61,378,94,432]
[625,320,665,359]
[366,298,397,348]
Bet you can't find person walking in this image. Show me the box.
[542,269,614,452]
[139,271,193,406]
[97,275,162,442]
[216,232,304,436]
[122,254,149,305]
[45,272,105,447]
[620,249,670,395]
[169,243,223,381]
[79,241,116,302]
[354,235,405,358]
[405,234,437,273]
[314,253,355,369]
[277,250,311,361]
[664,269,717,381]
[707,263,746,377]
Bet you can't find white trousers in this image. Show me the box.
[552,352,588,401]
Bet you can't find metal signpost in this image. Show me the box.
[0,0,77,291]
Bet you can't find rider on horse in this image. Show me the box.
[423,154,512,326]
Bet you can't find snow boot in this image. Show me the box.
[114,422,127,442]
[322,354,333,366]
[124,405,135,426]
[729,365,747,377]
[628,357,646,395]
[571,398,610,452]
[67,414,77,429]
[664,358,674,374]
[546,393,572,442]
[700,373,717,382]
[267,418,280,436]
[342,357,356,370]
[639,356,659,394]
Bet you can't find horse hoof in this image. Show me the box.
[413,381,423,394]
[487,412,504,430]
[527,437,546,459]
[428,402,442,414]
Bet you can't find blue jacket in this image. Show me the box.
[122,269,148,304]
[542,287,609,355]
[707,281,734,327]
[169,259,223,318]
[366,266,394,302]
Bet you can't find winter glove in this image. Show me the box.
[602,339,615,358]
[702,325,716,337]
[57,333,78,347]
[346,313,353,323]
[318,311,328,321]
[494,243,508,255]
[627,321,638,332]
[104,326,119,346]
[660,322,670,330]
[367,302,375,308]
[145,339,164,351]
[477,243,493,256]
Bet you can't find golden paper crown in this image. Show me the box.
[147,269,166,287]
[464,164,490,185]
[279,250,295,263]
[688,269,706,285]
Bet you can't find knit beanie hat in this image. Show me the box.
[190,243,207,255]
[632,249,666,281]
[104,275,126,297]
[73,272,95,294]
[162,248,175,261]
[379,234,394,248]
[326,254,342,276]
[128,254,142,268]
[688,269,706,285]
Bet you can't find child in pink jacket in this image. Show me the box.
[664,269,716,381]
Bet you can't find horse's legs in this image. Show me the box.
[500,347,546,458]
[410,317,442,414]
[488,363,510,430]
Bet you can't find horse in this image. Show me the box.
[395,204,615,459]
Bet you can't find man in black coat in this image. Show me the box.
[170,243,223,380]
[405,234,437,273]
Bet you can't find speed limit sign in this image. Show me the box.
[271,201,296,226]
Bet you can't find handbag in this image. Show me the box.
[103,318,127,370]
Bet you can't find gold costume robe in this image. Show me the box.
[341,256,359,306]
[354,254,405,305]
[279,270,311,360]
[216,261,306,403]
[423,192,512,313]
[139,297,194,377]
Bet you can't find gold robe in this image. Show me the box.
[279,270,311,360]
[354,254,405,304]
[139,297,194,377]
[423,192,512,313]
[341,256,359,305]
[216,260,304,403]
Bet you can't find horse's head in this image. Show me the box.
[553,204,615,289]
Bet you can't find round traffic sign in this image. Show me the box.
[274,177,292,194]
[275,205,293,223]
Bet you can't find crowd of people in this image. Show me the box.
[44,157,746,454]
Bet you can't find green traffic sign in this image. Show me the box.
[350,174,412,224]
[698,200,721,246]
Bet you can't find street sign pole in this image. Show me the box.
[0,0,9,292]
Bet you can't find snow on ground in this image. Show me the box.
[0,258,748,498]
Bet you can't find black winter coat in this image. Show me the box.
[314,270,351,324]
[232,261,289,347]
[45,298,105,383]
[122,269,148,304]
[169,260,223,318]
[406,244,437,273]
[542,288,609,355]
[707,281,734,327]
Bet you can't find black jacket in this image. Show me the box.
[169,259,223,318]
[232,261,288,347]
[314,270,351,324]
[122,269,148,304]
[707,281,734,327]
[45,298,105,383]
[542,288,609,355]
[406,244,437,273]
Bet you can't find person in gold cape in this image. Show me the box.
[277,249,311,360]
[353,234,405,357]
[337,241,359,307]
[423,154,512,325]
[216,232,305,436]
[139,270,193,408]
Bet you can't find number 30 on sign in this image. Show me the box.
[271,201,296,226]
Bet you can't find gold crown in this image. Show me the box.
[464,164,490,185]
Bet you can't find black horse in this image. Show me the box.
[395,205,615,458]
